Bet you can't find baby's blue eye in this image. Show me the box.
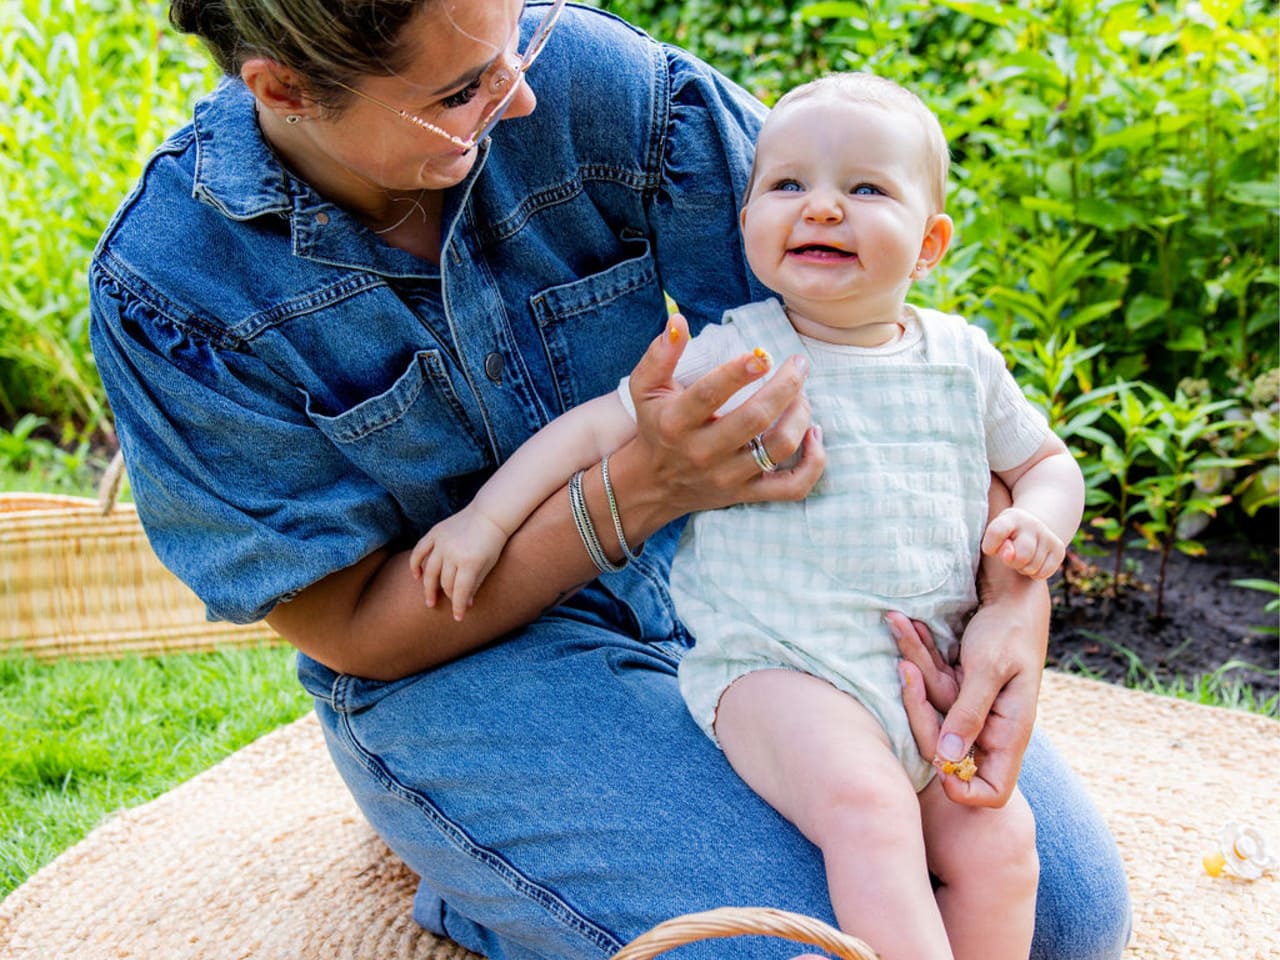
[852,183,883,196]
[773,179,804,193]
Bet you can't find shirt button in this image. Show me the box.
[315,212,330,225]
[484,352,504,384]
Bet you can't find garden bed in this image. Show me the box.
[1049,541,1279,707]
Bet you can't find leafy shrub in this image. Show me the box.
[601,0,1278,549]
[0,0,218,439]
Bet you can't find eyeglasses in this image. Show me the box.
[334,0,565,152]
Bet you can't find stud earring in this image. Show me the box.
[285,114,302,124]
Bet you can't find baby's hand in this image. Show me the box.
[408,509,510,621]
[981,507,1065,580]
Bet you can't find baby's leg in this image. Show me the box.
[715,669,953,960]
[919,778,1039,960]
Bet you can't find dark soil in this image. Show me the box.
[1048,537,1280,708]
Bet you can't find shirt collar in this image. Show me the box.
[190,78,485,278]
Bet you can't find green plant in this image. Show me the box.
[1231,577,1280,636]
[1225,369,1280,519]
[0,413,106,493]
[0,414,50,471]
[1129,387,1247,616]
[1059,633,1278,718]
[1078,383,1163,582]
[0,0,218,438]
[978,231,1125,351]
[946,0,1276,388]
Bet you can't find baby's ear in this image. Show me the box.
[911,213,954,279]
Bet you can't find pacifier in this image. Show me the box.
[1202,822,1277,880]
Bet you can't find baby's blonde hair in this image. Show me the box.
[744,72,950,212]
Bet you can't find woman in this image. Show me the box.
[90,1,1130,957]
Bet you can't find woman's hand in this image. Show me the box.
[892,589,1046,807]
[891,479,1050,807]
[612,314,825,528]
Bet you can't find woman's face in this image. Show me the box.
[295,0,536,197]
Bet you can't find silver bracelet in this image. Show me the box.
[600,454,641,563]
[569,469,625,574]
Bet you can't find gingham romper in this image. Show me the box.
[671,299,992,790]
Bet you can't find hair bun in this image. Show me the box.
[168,0,240,74]
[169,0,213,34]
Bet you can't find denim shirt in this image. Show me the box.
[89,3,768,627]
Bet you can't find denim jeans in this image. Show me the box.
[298,584,1131,960]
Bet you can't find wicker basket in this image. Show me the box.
[0,489,277,660]
[613,907,879,960]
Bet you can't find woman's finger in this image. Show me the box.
[746,423,826,502]
[886,612,958,711]
[713,353,809,448]
[899,660,942,759]
[626,313,691,402]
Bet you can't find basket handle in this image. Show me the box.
[96,448,127,516]
[612,907,879,960]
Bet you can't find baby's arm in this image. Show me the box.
[984,433,1084,579]
[410,392,637,619]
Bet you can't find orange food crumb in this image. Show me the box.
[939,753,978,782]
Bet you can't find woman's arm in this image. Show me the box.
[408,391,639,620]
[267,322,824,681]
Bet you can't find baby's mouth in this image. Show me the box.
[788,244,856,259]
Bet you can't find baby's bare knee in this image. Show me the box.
[809,764,921,851]
[968,795,1039,895]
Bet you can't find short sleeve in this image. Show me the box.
[647,46,771,331]
[966,325,1051,472]
[90,261,401,623]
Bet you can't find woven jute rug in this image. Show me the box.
[1,670,1276,959]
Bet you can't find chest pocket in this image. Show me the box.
[528,235,668,410]
[800,365,988,600]
[305,350,492,520]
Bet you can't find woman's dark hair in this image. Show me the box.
[168,0,429,105]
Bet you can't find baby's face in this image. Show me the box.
[740,96,941,328]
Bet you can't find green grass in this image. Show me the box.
[1057,634,1280,719]
[0,644,311,898]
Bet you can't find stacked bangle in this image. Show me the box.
[600,454,640,563]
[569,468,625,574]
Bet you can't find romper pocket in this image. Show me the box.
[803,441,969,599]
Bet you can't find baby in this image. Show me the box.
[411,73,1084,960]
